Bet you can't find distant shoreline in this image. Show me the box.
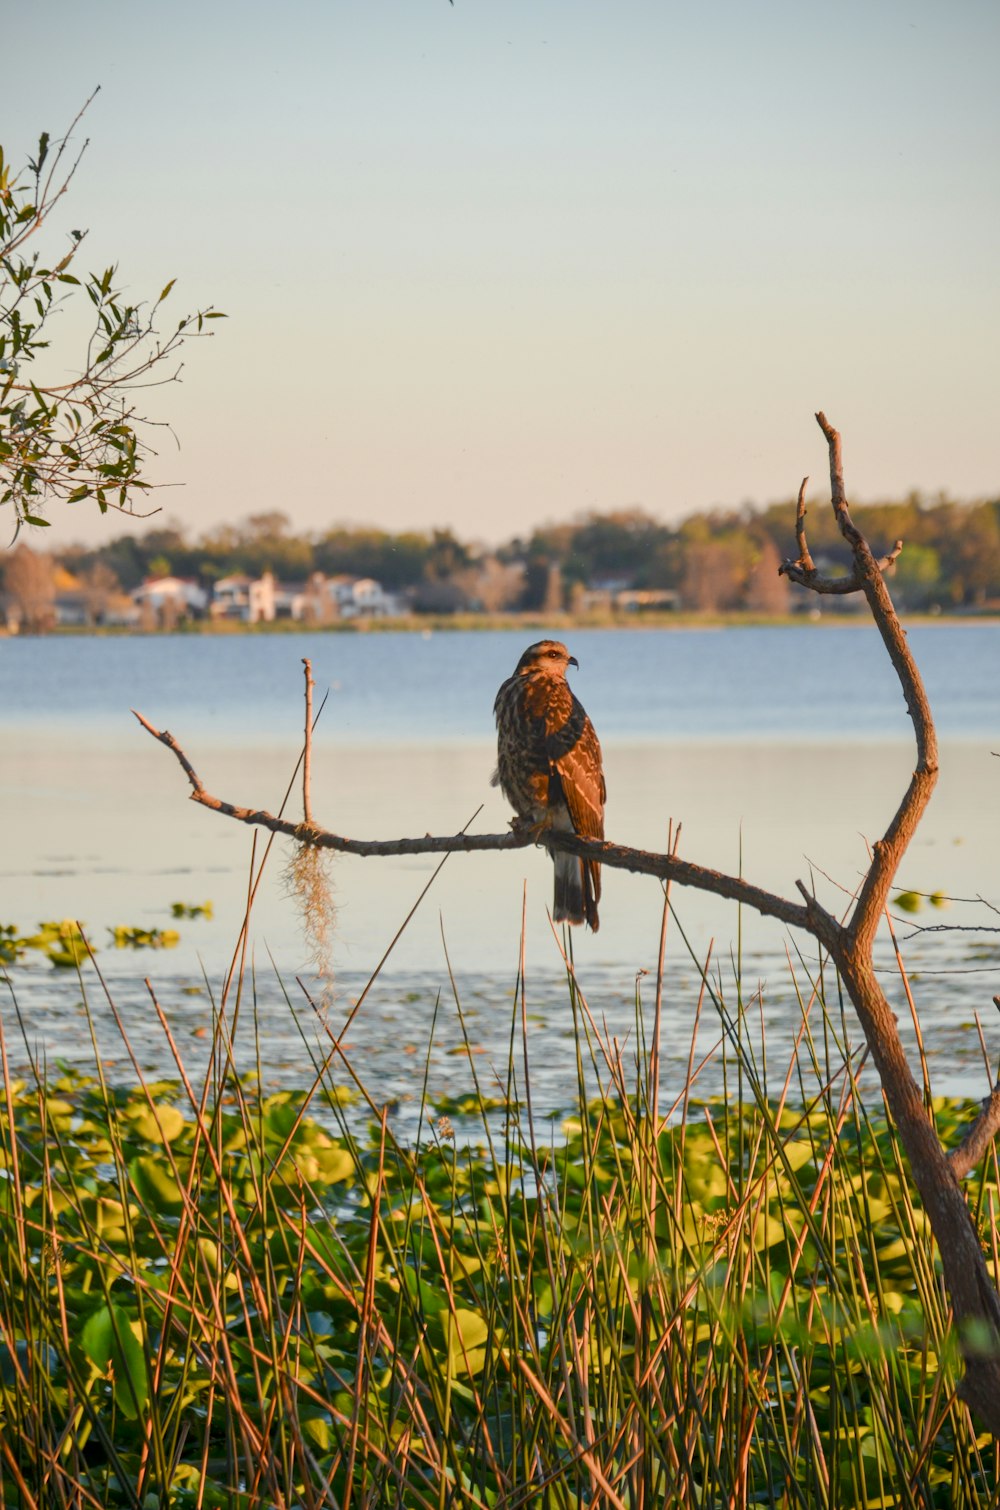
[6,609,999,638]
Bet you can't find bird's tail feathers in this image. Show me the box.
[553,850,600,932]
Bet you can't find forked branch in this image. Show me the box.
[780,505,902,595]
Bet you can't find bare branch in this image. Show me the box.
[132,709,822,939]
[792,476,814,572]
[948,1087,1000,1180]
[302,659,314,828]
[779,465,902,594]
[1,89,98,260]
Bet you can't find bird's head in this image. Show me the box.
[514,640,579,678]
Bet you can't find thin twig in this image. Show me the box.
[302,658,314,828]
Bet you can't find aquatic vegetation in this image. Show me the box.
[0,973,998,1508]
[892,890,949,916]
[169,901,214,920]
[108,925,180,951]
[0,919,94,968]
[0,905,208,967]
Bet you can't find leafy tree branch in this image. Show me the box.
[0,90,224,532]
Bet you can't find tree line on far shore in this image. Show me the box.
[3,491,1000,631]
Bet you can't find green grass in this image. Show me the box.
[1,943,999,1509]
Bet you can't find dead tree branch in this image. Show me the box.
[948,1086,1000,1180]
[137,413,1000,1434]
[780,445,903,596]
[130,710,823,939]
[781,412,1000,1429]
[302,658,315,828]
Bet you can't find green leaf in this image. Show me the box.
[302,1415,333,1451]
[158,279,176,303]
[22,513,50,526]
[893,891,921,914]
[129,1154,184,1212]
[312,1144,355,1184]
[79,1304,149,1419]
[127,1102,186,1144]
[439,1307,490,1378]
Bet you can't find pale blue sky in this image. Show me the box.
[7,0,999,545]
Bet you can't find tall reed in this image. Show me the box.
[1,904,998,1509]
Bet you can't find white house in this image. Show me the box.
[210,572,277,623]
[273,581,308,620]
[328,575,398,619]
[131,576,209,621]
[301,573,398,622]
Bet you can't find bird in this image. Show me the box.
[493,640,606,931]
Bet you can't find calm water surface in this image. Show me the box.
[3,623,998,744]
[2,625,998,1109]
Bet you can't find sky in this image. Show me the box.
[6,0,999,548]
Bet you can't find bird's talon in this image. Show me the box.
[509,814,547,838]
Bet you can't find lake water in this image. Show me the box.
[2,625,999,1114]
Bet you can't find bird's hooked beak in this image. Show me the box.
[568,655,579,669]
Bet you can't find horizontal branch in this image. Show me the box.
[133,710,829,942]
[778,557,902,596]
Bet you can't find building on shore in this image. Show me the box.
[210,572,277,623]
[131,576,209,628]
[300,573,399,622]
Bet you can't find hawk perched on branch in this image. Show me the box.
[493,640,606,931]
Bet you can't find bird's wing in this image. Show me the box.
[547,698,605,840]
